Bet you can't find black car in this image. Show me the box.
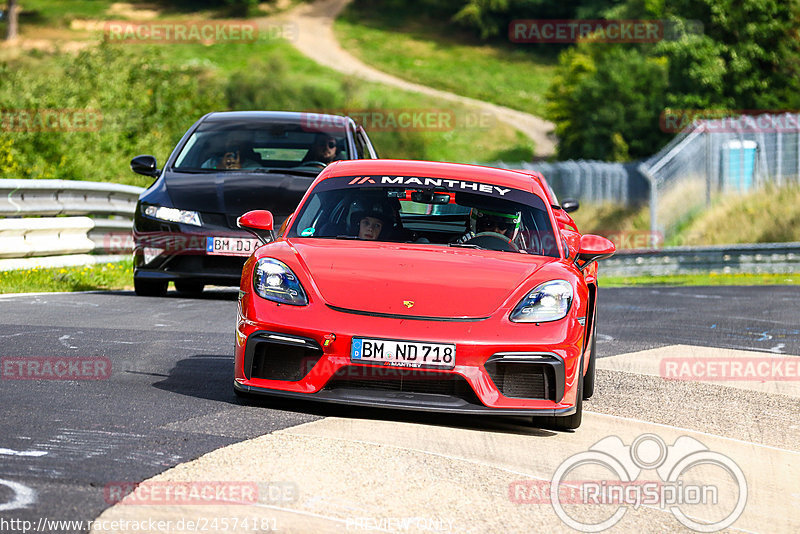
[131,111,378,296]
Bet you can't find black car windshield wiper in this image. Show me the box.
[172,168,218,173]
[238,168,322,176]
[334,235,360,240]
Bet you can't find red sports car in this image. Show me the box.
[234,160,614,429]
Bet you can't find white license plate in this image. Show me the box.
[206,236,259,256]
[351,338,455,369]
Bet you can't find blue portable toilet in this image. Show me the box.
[721,140,757,192]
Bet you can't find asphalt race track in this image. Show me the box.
[0,286,798,533]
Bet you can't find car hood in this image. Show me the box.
[165,171,317,219]
[290,240,554,319]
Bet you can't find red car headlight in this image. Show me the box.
[253,258,308,306]
[510,280,573,323]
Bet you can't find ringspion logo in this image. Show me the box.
[540,434,747,532]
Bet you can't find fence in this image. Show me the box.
[0,179,144,271]
[640,112,800,240]
[489,160,649,205]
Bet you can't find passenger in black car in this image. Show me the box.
[201,131,262,170]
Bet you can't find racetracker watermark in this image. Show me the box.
[660,109,800,133]
[0,109,102,132]
[661,356,800,381]
[346,517,453,532]
[601,230,664,251]
[512,433,747,532]
[301,109,495,132]
[1,357,111,380]
[509,19,702,43]
[103,20,297,44]
[104,481,297,505]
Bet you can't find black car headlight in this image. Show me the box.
[510,280,573,323]
[142,204,202,226]
[253,258,308,306]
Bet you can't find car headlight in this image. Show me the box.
[510,280,573,323]
[142,204,201,226]
[253,258,308,306]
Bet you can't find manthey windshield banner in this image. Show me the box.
[315,175,547,210]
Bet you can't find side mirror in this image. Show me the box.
[131,155,159,177]
[561,199,580,213]
[237,210,274,244]
[575,234,615,271]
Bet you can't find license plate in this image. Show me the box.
[351,338,455,369]
[206,237,259,256]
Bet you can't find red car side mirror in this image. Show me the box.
[237,210,274,244]
[575,234,616,271]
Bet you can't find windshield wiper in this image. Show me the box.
[172,168,218,174]
[239,168,321,176]
[334,235,360,240]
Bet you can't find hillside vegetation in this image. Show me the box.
[573,184,800,247]
[335,0,557,117]
[0,5,532,186]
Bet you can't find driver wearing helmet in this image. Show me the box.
[459,208,521,240]
[348,200,396,241]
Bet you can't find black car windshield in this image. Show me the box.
[288,175,560,257]
[173,119,350,172]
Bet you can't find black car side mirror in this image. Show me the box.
[561,199,580,213]
[131,155,159,177]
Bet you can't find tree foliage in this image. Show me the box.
[546,0,800,160]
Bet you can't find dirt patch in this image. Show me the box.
[259,0,294,14]
[107,2,161,20]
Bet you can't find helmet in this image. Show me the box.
[470,208,522,239]
[348,198,396,236]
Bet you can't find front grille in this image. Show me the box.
[325,367,481,404]
[485,362,555,400]
[246,335,323,381]
[165,254,246,275]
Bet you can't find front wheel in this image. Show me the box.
[134,278,168,297]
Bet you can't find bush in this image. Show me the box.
[0,45,224,185]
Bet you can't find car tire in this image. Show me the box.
[175,281,204,296]
[533,357,583,431]
[134,278,168,297]
[582,323,597,400]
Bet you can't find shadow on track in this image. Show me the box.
[153,354,559,438]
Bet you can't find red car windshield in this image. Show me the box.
[288,175,560,257]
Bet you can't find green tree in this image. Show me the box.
[546,0,800,160]
[546,45,669,161]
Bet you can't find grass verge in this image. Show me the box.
[334,0,556,118]
[599,272,800,287]
[0,260,132,294]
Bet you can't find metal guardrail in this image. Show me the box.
[0,179,142,217]
[0,179,144,271]
[2,180,798,277]
[601,242,800,277]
